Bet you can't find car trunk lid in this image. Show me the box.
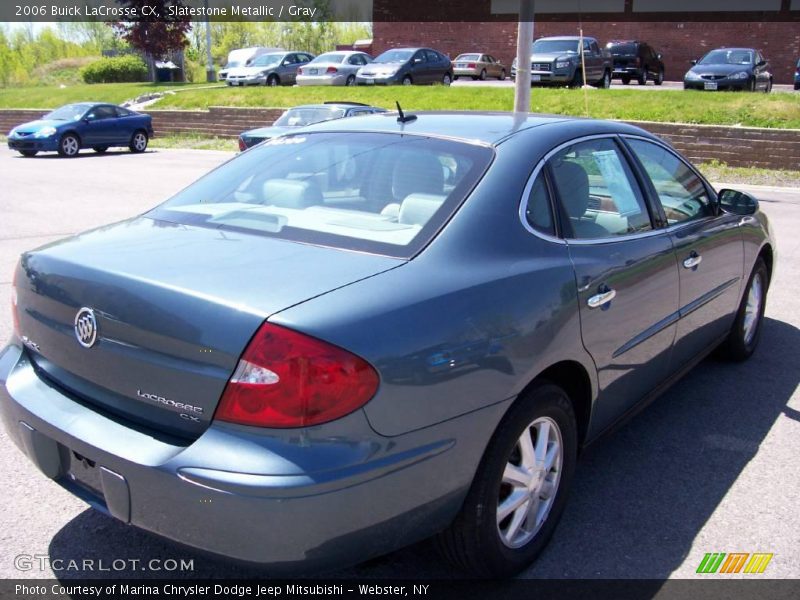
[15,217,401,439]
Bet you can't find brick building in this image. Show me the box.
[372,0,800,84]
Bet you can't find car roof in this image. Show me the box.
[292,111,646,146]
[707,47,757,52]
[287,103,383,111]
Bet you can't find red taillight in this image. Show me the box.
[11,264,20,338]
[215,323,379,428]
[326,66,338,73]
[467,63,477,69]
[237,136,247,152]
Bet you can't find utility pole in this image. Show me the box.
[204,0,216,82]
[513,0,535,113]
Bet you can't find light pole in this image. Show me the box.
[513,0,535,114]
[204,0,216,82]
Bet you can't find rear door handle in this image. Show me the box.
[683,252,702,269]
[587,288,616,309]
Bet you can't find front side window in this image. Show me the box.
[88,106,116,120]
[150,133,493,258]
[548,138,652,240]
[626,139,712,225]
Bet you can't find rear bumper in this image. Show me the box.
[296,75,347,86]
[611,67,642,78]
[0,343,489,572]
[7,137,58,152]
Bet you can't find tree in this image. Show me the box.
[111,1,191,81]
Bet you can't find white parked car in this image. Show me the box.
[296,51,373,86]
[218,47,284,81]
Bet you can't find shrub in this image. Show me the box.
[81,55,148,84]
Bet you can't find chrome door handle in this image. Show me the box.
[683,253,702,269]
[587,288,616,309]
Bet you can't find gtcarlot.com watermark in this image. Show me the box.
[14,553,194,573]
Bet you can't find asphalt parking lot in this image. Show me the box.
[0,145,798,580]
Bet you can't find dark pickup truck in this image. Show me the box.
[511,36,612,88]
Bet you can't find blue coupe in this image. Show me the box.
[7,102,154,157]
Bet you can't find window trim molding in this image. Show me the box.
[518,133,668,246]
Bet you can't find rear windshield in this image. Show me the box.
[607,42,637,55]
[312,53,346,63]
[274,107,345,127]
[456,54,481,61]
[150,132,494,258]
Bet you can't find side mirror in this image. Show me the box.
[657,53,663,60]
[413,57,423,64]
[718,188,759,216]
[690,59,697,65]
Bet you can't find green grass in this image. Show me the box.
[1,82,799,128]
[149,134,237,152]
[150,85,800,129]
[698,160,800,187]
[0,82,224,108]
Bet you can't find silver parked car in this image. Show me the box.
[453,53,507,80]
[226,51,315,87]
[296,51,373,86]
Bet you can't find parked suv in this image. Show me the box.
[606,40,665,85]
[511,36,612,88]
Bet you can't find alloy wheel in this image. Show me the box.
[61,135,79,157]
[497,416,563,549]
[133,133,147,152]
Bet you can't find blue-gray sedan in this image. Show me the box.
[1,112,775,577]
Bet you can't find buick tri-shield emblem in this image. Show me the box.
[74,307,97,348]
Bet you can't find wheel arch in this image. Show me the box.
[61,129,82,145]
[758,242,774,286]
[514,359,595,448]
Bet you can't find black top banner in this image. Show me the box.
[3,0,799,23]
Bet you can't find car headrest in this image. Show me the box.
[552,161,590,219]
[262,178,322,209]
[392,153,445,202]
[398,194,446,226]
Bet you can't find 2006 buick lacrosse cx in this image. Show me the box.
[1,111,775,577]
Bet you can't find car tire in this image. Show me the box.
[267,75,279,87]
[454,75,460,81]
[747,78,756,92]
[499,69,506,80]
[436,381,577,578]
[129,130,148,153]
[655,69,664,86]
[764,79,772,93]
[93,146,108,154]
[345,75,355,86]
[569,70,583,88]
[718,258,769,362]
[57,133,80,157]
[479,69,487,81]
[19,150,38,157]
[442,73,452,86]
[596,70,611,89]
[621,75,631,85]
[638,69,648,85]
[402,75,412,86]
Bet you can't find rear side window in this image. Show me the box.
[548,138,652,240]
[150,132,494,258]
[626,139,712,225]
[524,172,555,236]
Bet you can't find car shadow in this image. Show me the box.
[14,150,155,160]
[49,316,799,580]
